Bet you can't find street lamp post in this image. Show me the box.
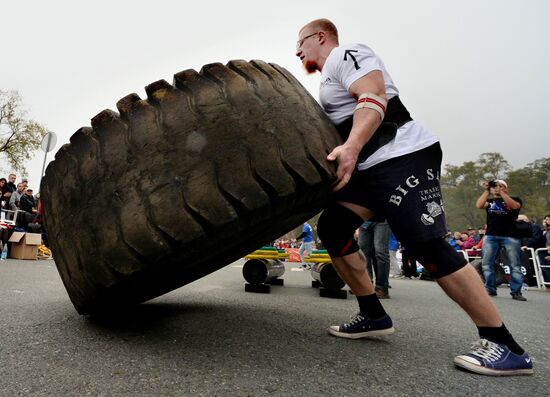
[39,131,57,189]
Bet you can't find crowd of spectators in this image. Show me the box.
[447,227,485,256]
[271,212,550,288]
[0,173,36,211]
[273,238,300,249]
[0,173,45,251]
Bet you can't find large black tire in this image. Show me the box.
[41,60,341,314]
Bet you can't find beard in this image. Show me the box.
[304,59,319,74]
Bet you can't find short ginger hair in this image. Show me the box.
[301,18,339,43]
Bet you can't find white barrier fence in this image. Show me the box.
[534,247,550,289]
[397,246,549,289]
[459,247,549,289]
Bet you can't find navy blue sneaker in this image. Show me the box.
[454,339,533,376]
[328,313,394,339]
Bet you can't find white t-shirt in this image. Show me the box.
[319,43,438,170]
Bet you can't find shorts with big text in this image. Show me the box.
[334,143,447,244]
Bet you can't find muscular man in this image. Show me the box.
[476,180,525,300]
[295,18,532,376]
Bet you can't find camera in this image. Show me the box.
[488,180,497,188]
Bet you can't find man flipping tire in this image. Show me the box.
[295,18,532,376]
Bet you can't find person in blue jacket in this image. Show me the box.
[297,222,315,263]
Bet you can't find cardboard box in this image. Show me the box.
[8,232,42,260]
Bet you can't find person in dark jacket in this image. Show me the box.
[518,215,545,250]
[19,188,37,229]
[518,215,549,286]
[0,178,9,209]
[19,188,37,214]
[6,174,17,194]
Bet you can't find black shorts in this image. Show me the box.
[334,143,447,244]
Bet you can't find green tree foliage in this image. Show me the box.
[441,160,487,230]
[442,153,549,231]
[0,90,47,173]
[477,152,511,180]
[507,158,550,221]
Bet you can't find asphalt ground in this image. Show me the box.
[0,258,549,396]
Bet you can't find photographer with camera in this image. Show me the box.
[476,179,526,300]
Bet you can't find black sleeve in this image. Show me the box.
[296,232,306,240]
[19,196,33,213]
[531,224,545,248]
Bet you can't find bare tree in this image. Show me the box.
[0,90,47,173]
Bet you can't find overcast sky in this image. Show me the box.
[1,0,548,190]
